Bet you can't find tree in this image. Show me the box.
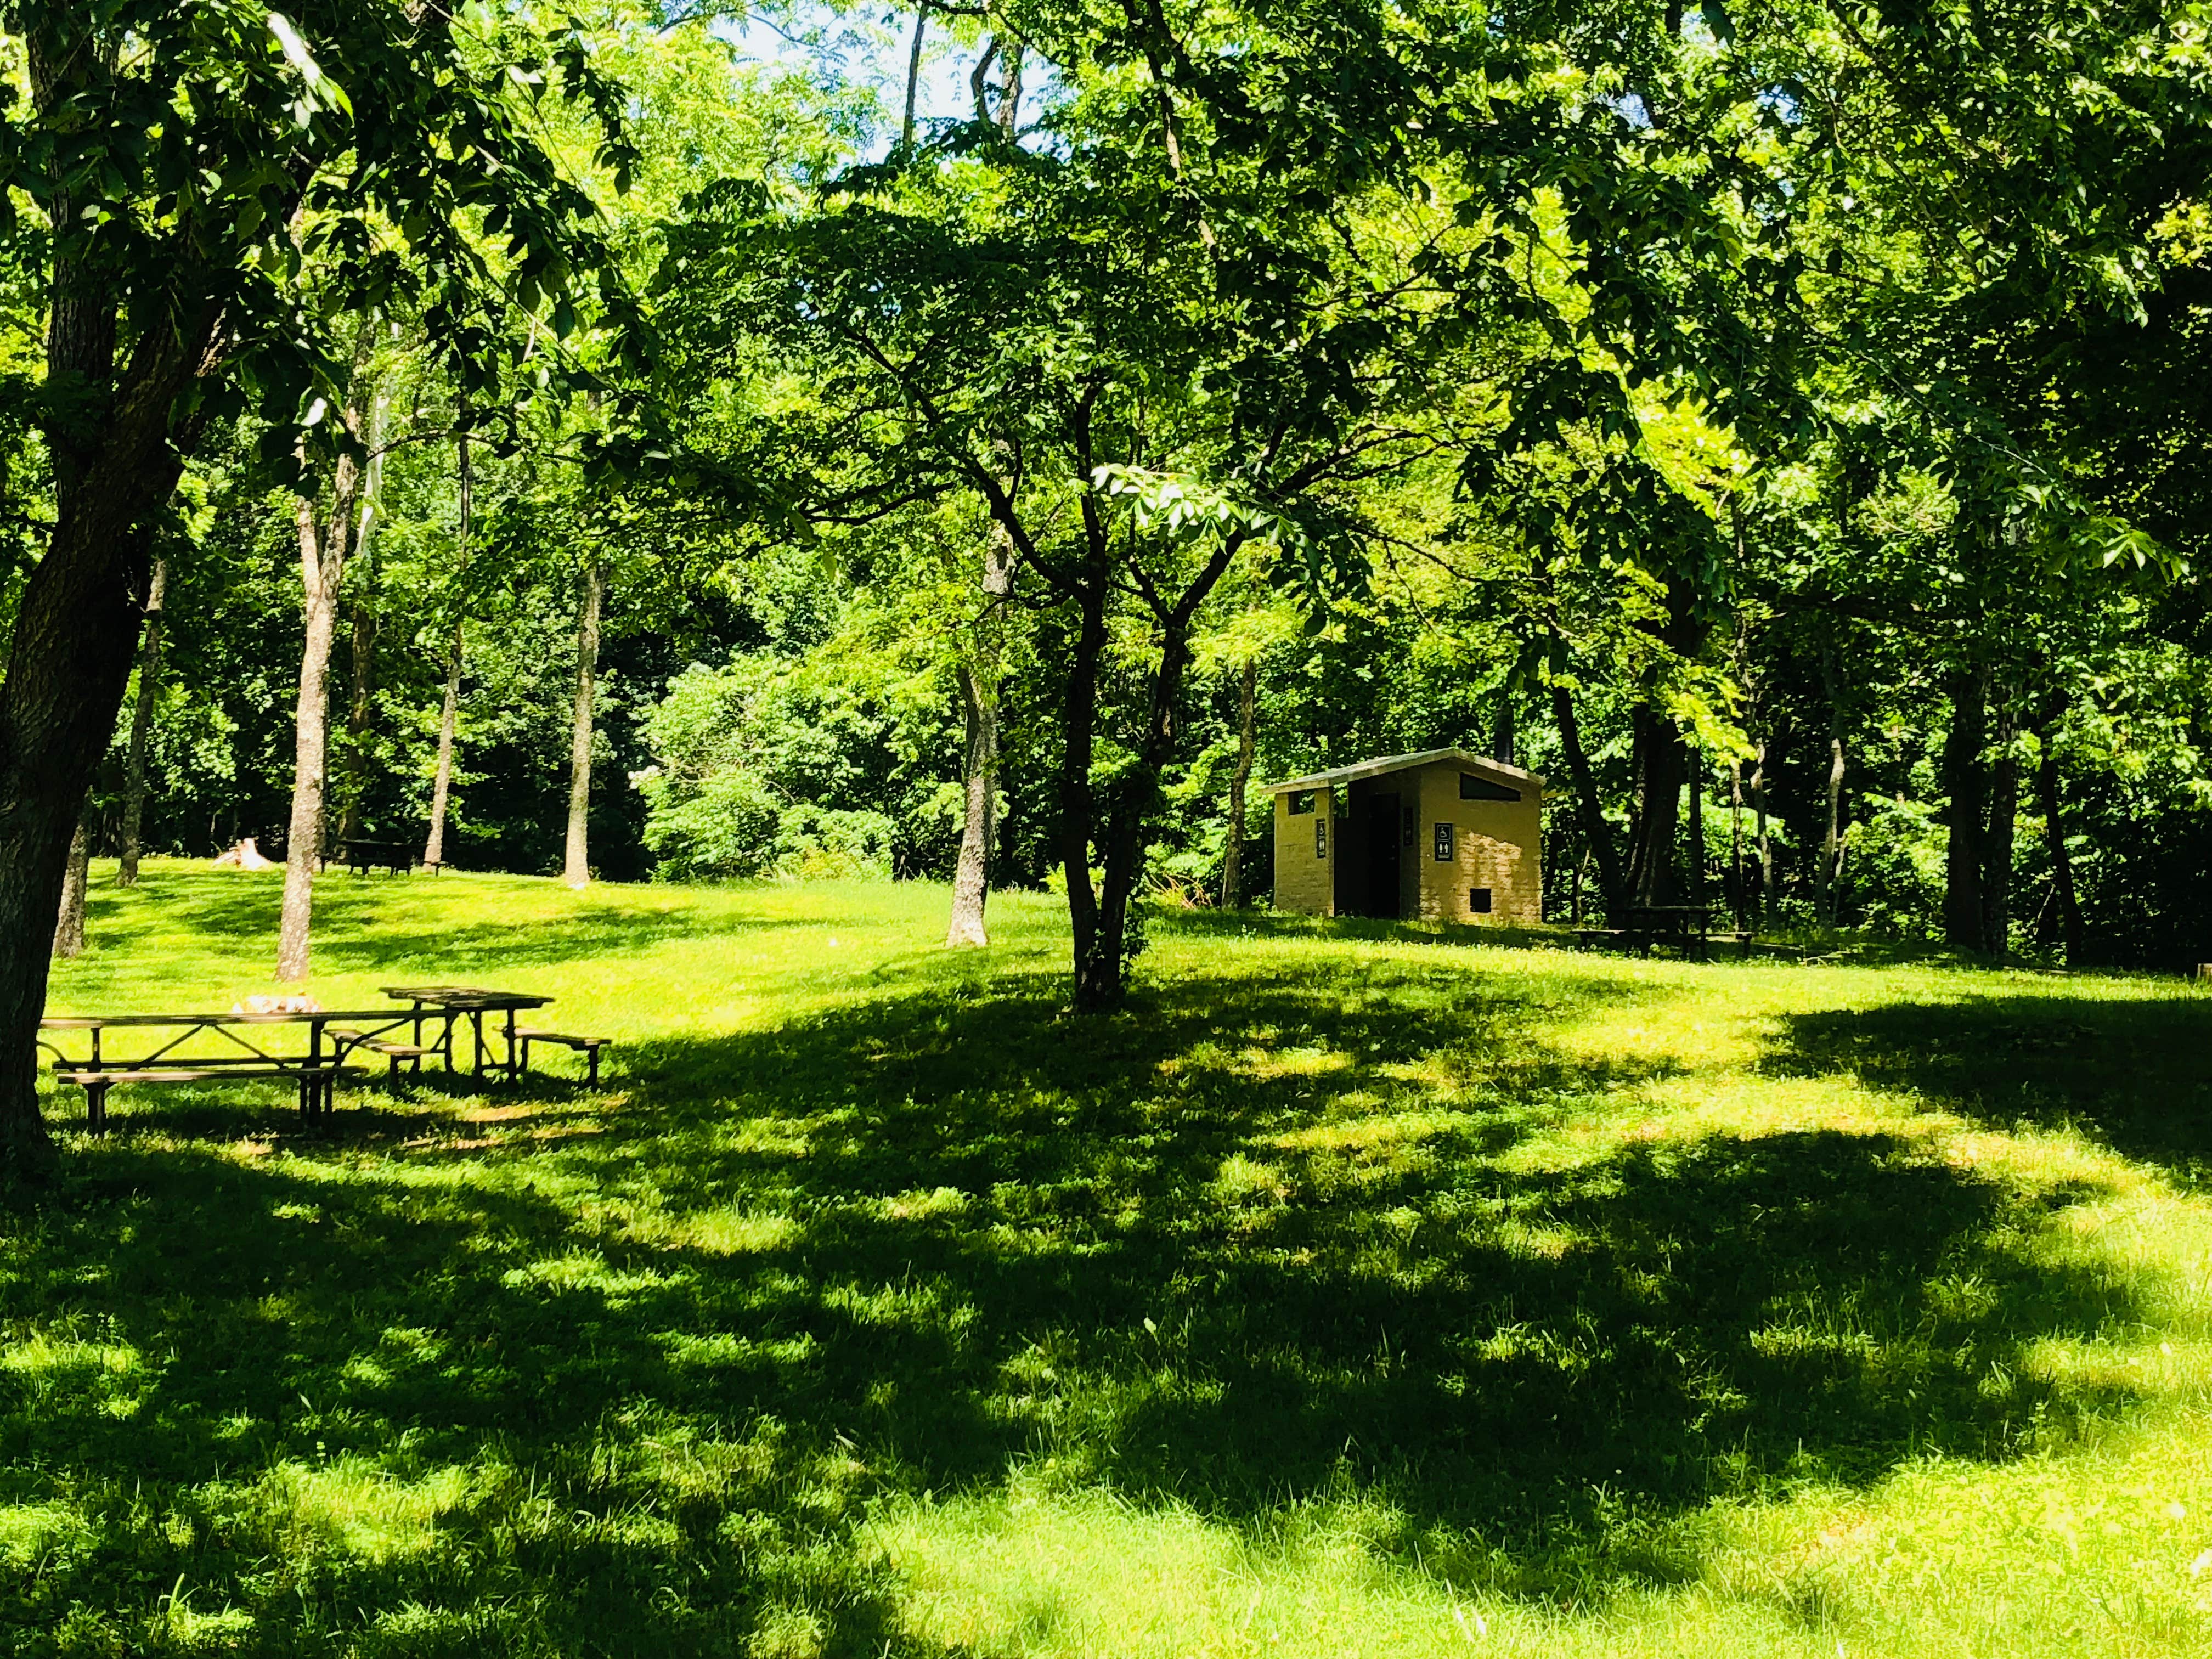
[0,2,630,1173]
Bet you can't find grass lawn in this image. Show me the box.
[8,861,2212,1656]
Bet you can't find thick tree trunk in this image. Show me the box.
[1982,700,2018,956]
[1624,704,1686,909]
[0,32,221,1172]
[1942,665,1989,953]
[52,814,89,959]
[116,556,167,886]
[1548,676,1627,923]
[563,558,606,887]
[424,622,462,869]
[1491,692,1515,767]
[946,514,1013,946]
[2035,736,2084,966]
[1219,656,1257,909]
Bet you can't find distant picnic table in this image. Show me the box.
[328,837,417,876]
[1577,904,1752,961]
[42,986,610,1132]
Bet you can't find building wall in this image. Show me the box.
[1272,787,1335,916]
[1410,762,1543,924]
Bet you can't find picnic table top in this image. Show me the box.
[379,985,553,1011]
[41,1009,413,1030]
[1625,904,1715,920]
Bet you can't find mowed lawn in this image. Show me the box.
[9,864,2212,1657]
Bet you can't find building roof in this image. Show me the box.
[1267,747,1547,795]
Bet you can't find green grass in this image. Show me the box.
[8,859,2212,1656]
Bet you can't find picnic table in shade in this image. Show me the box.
[37,1008,433,1130]
[380,985,553,1083]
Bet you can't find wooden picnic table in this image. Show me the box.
[329,837,415,876]
[1625,904,1714,958]
[38,1007,433,1130]
[380,985,554,1083]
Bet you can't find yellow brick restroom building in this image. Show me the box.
[1268,748,1544,924]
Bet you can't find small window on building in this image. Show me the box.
[1287,790,1316,816]
[1401,804,1417,847]
[1459,774,1522,802]
[1316,818,1329,859]
[1469,887,1492,914]
[1433,822,1454,862]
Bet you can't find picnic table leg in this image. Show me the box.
[85,1080,108,1136]
[504,1008,519,1082]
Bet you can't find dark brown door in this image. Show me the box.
[1358,792,1401,918]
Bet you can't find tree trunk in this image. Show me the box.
[2036,735,2084,966]
[901,1,930,147]
[424,433,470,871]
[1729,756,1745,931]
[1060,573,1113,1005]
[1548,676,1628,924]
[563,558,606,887]
[1685,742,1705,904]
[333,386,390,847]
[1819,736,1846,924]
[1624,704,1686,909]
[116,556,167,886]
[1982,699,2018,956]
[1219,656,1257,909]
[946,512,1013,946]
[276,459,363,981]
[1942,665,1989,953]
[1750,739,1774,921]
[424,621,463,869]
[0,35,222,1172]
[945,663,1001,945]
[52,813,89,959]
[1815,641,1848,927]
[1491,691,1515,767]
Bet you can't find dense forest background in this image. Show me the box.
[16,0,2212,974]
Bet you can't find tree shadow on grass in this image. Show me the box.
[0,958,2155,1652]
[1764,991,2212,1177]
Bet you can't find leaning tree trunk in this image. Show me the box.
[275,370,371,984]
[0,33,221,1172]
[946,516,1013,947]
[1218,656,1257,909]
[1942,665,1990,953]
[423,620,463,869]
[116,555,167,886]
[51,813,89,959]
[563,558,606,887]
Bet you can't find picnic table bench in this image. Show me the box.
[329,837,416,876]
[41,988,612,1133]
